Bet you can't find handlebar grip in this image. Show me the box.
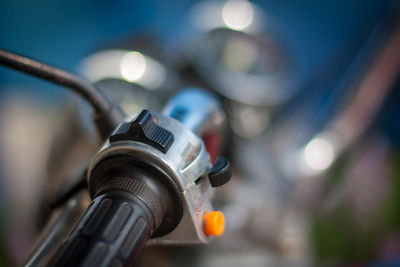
[49,179,161,267]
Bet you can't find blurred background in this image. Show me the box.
[1,0,400,266]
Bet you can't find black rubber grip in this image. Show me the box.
[49,191,155,267]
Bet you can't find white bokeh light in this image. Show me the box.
[222,0,254,31]
[303,138,335,171]
[120,51,146,82]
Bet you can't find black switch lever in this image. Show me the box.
[208,157,232,187]
[110,110,174,153]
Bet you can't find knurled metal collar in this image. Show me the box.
[96,177,163,229]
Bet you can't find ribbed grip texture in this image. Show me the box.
[49,193,154,267]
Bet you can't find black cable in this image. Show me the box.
[0,49,110,113]
[0,48,125,138]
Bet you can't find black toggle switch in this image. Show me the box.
[110,110,174,153]
[208,157,232,187]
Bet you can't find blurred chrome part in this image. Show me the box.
[191,0,263,34]
[80,49,167,90]
[92,79,162,120]
[76,49,181,142]
[225,101,270,138]
[79,49,181,117]
[191,28,289,106]
[187,1,291,107]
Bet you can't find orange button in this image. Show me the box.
[203,211,225,236]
